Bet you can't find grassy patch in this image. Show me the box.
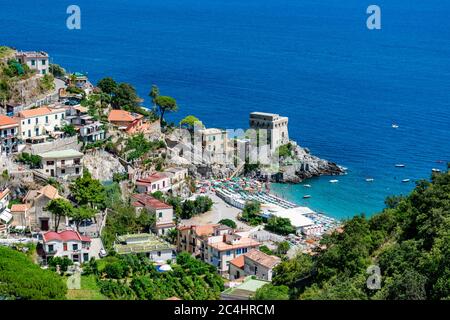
[66,275,108,300]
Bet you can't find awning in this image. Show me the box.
[0,209,13,224]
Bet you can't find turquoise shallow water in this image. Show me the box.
[1,0,449,219]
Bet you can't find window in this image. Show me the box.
[83,253,89,262]
[45,116,48,123]
[48,244,54,252]
[28,130,31,137]
[61,169,66,174]
[159,212,163,218]
[35,118,38,124]
[47,161,54,165]
[236,248,242,255]
[27,119,31,125]
[226,250,231,256]
[55,114,58,119]
[72,244,78,251]
[31,60,35,66]
[157,251,161,257]
[243,248,248,253]
[42,59,46,65]
[63,243,67,251]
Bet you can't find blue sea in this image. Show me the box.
[1,0,449,219]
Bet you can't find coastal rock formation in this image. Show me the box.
[269,144,344,183]
[83,149,126,181]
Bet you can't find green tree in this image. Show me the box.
[45,198,75,232]
[111,83,141,112]
[149,84,159,107]
[70,206,97,231]
[276,241,290,255]
[49,64,65,78]
[218,219,237,229]
[253,284,290,300]
[265,216,296,235]
[179,115,203,131]
[61,124,77,137]
[155,95,177,126]
[97,77,117,95]
[240,201,263,226]
[70,170,106,209]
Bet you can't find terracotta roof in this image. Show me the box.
[0,188,10,200]
[37,185,61,200]
[243,249,281,269]
[136,173,168,185]
[10,204,29,212]
[209,237,260,252]
[131,194,172,210]
[229,255,245,269]
[108,110,141,123]
[19,107,63,118]
[194,224,219,237]
[0,115,19,128]
[43,230,91,242]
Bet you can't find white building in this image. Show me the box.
[0,115,19,155]
[18,106,66,141]
[16,51,50,75]
[198,128,228,164]
[249,112,289,153]
[42,230,92,263]
[207,232,260,274]
[131,194,175,236]
[135,173,171,193]
[269,206,317,235]
[0,188,12,234]
[229,249,281,281]
[38,149,83,179]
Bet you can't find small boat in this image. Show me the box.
[365,178,374,182]
[395,164,405,168]
[303,184,312,188]
[303,195,312,199]
[402,179,411,183]
[392,124,399,129]
[329,179,339,183]
[432,168,441,173]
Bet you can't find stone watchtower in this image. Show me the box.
[249,112,289,153]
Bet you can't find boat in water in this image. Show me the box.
[402,179,411,183]
[432,168,441,173]
[329,179,339,183]
[303,184,312,188]
[395,164,406,168]
[365,178,374,182]
[303,195,312,199]
[392,124,399,129]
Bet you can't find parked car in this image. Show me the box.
[99,249,107,258]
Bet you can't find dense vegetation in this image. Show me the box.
[16,152,41,168]
[0,246,67,300]
[87,252,224,300]
[265,216,296,235]
[240,200,264,225]
[267,170,450,300]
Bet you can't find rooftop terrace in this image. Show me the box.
[114,233,175,254]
